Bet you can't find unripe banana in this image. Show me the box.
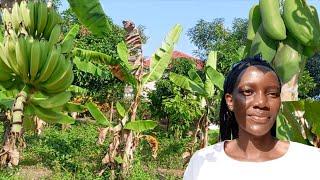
[30,40,41,82]
[2,9,12,28]
[49,25,61,46]
[283,0,320,46]
[45,66,74,94]
[16,37,29,82]
[42,55,71,90]
[247,4,261,41]
[20,1,31,29]
[38,40,49,72]
[43,8,60,39]
[250,25,278,62]
[273,36,303,83]
[35,47,60,83]
[0,44,12,71]
[28,2,36,36]
[11,2,22,31]
[36,2,48,37]
[259,0,286,40]
[4,37,21,76]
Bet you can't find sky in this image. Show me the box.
[60,0,320,59]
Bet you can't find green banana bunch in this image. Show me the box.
[273,36,303,83]
[3,2,62,40]
[34,45,61,84]
[247,4,261,41]
[36,2,48,37]
[259,0,286,40]
[249,25,278,63]
[43,8,63,39]
[283,0,320,46]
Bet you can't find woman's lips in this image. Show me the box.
[248,115,270,123]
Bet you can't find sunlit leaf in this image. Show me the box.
[67,0,111,36]
[124,120,157,132]
[86,102,110,126]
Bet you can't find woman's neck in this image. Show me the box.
[225,129,279,161]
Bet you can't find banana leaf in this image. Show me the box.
[73,57,110,79]
[124,120,157,133]
[304,100,320,136]
[72,48,113,65]
[205,66,225,90]
[63,102,86,113]
[280,102,307,144]
[205,51,217,97]
[117,41,132,70]
[86,102,110,126]
[188,69,203,86]
[62,24,80,43]
[67,85,88,94]
[116,101,126,118]
[67,0,111,36]
[143,24,182,84]
[169,73,206,95]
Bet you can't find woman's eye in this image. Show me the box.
[241,89,253,96]
[268,91,280,97]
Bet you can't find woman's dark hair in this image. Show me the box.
[219,54,281,141]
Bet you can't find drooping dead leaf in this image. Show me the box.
[144,135,159,158]
[97,127,109,145]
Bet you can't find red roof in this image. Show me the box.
[144,50,204,70]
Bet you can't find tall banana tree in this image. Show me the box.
[66,0,182,177]
[169,51,224,159]
[0,1,85,166]
[244,0,320,146]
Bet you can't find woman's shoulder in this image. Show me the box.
[286,141,320,160]
[191,141,226,161]
[289,141,320,153]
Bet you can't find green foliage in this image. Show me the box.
[125,120,158,133]
[21,123,109,179]
[67,0,112,36]
[305,53,320,97]
[61,8,125,101]
[86,102,110,126]
[298,69,317,99]
[143,24,183,84]
[149,59,198,120]
[188,18,248,75]
[163,90,202,139]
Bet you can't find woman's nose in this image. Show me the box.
[253,91,268,108]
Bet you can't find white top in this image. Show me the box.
[183,141,320,180]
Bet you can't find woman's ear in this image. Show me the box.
[225,93,233,111]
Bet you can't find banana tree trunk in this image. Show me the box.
[121,86,142,176]
[0,87,28,167]
[280,74,299,101]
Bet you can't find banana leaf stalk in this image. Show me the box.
[0,86,29,166]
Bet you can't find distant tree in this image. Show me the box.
[187,18,248,75]
[305,53,320,97]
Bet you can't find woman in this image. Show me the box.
[183,55,320,180]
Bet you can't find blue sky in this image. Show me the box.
[60,0,320,58]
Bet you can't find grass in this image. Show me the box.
[0,122,217,179]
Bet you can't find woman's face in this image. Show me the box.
[225,65,281,137]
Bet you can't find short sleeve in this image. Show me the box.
[183,152,200,180]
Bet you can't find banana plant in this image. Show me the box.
[277,100,320,147]
[80,24,182,178]
[0,1,85,166]
[169,51,224,158]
